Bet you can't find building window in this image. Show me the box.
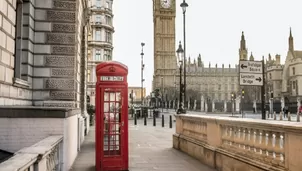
[14,1,24,80]
[231,84,234,91]
[269,73,272,79]
[293,81,296,89]
[218,85,221,91]
[96,15,101,23]
[293,67,295,75]
[95,50,101,61]
[104,50,112,60]
[105,15,112,25]
[96,0,101,7]
[95,30,101,40]
[106,31,112,43]
[106,1,112,9]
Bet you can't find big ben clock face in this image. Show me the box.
[160,0,171,9]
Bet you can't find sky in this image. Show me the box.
[112,0,302,95]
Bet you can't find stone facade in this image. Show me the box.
[0,0,90,169]
[128,86,146,103]
[0,0,89,109]
[264,29,302,106]
[86,0,114,106]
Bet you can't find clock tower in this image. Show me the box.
[152,0,177,95]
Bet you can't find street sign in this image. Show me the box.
[239,60,263,74]
[239,73,263,86]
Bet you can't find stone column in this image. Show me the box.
[269,99,272,114]
[224,101,227,112]
[193,100,196,110]
[236,97,240,112]
[212,101,215,112]
[201,96,204,112]
[281,97,285,111]
[205,102,208,112]
[188,101,190,110]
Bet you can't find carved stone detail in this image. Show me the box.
[51,46,75,55]
[52,24,75,33]
[53,1,76,10]
[47,33,75,44]
[45,56,74,67]
[47,11,75,22]
[50,91,75,100]
[45,79,75,89]
[51,68,74,77]
[44,102,74,108]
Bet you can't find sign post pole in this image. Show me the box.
[261,59,266,120]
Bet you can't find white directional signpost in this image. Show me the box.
[239,60,265,119]
[239,60,264,86]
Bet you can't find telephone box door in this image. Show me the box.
[99,86,128,170]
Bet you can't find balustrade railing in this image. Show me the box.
[0,135,63,171]
[221,125,285,167]
[175,114,302,171]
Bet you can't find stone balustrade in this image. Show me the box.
[0,135,63,171]
[173,114,302,171]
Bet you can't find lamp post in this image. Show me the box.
[141,42,145,117]
[176,41,184,114]
[180,0,188,108]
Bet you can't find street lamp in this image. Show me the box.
[176,41,185,114]
[141,42,145,117]
[180,0,188,107]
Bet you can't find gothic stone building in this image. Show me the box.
[266,29,302,112]
[0,0,90,169]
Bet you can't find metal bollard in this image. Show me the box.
[153,114,156,126]
[288,112,291,121]
[144,115,147,126]
[274,111,276,120]
[162,115,165,127]
[169,115,172,128]
[297,112,300,122]
[134,114,137,125]
[280,112,283,121]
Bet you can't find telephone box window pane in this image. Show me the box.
[110,102,115,112]
[104,102,109,112]
[116,92,121,101]
[110,92,115,101]
[104,92,109,101]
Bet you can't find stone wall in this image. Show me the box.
[0,0,32,106]
[0,107,81,170]
[173,114,302,171]
[0,0,89,108]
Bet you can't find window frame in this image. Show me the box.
[95,30,101,41]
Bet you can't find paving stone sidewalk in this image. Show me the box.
[70,121,215,171]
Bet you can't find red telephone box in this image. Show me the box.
[95,61,129,171]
